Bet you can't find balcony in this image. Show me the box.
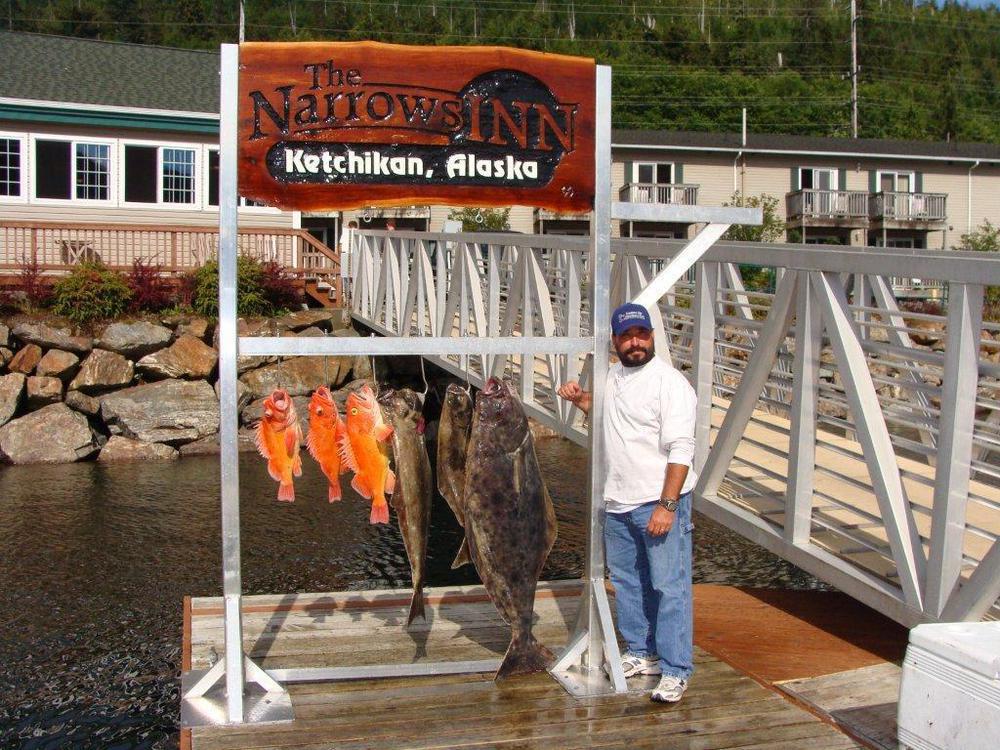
[869,192,947,224]
[618,182,699,206]
[786,189,870,226]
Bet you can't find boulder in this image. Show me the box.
[296,326,326,337]
[333,328,371,380]
[176,318,211,341]
[12,323,92,354]
[224,318,280,374]
[100,379,219,445]
[36,349,80,381]
[0,323,8,347]
[97,436,178,462]
[215,378,253,414]
[905,317,945,347]
[178,430,259,456]
[69,349,135,394]
[136,335,218,380]
[96,321,173,359]
[8,343,43,374]
[0,373,26,426]
[239,356,352,399]
[0,347,12,370]
[25,376,63,409]
[329,308,353,331]
[0,403,98,464]
[65,389,101,417]
[275,309,333,332]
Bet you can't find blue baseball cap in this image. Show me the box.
[611,302,653,336]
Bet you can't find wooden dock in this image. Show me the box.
[180,581,911,750]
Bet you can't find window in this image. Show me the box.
[877,170,914,193]
[633,162,673,184]
[0,136,23,198]
[124,144,196,205]
[207,149,267,208]
[34,138,111,201]
[799,167,838,191]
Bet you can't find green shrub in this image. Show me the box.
[190,256,299,318]
[51,262,133,324]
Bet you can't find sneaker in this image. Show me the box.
[608,653,662,679]
[651,675,688,703]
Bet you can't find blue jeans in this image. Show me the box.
[603,493,694,680]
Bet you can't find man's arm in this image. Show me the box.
[556,381,592,414]
[647,463,689,537]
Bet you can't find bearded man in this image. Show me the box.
[557,302,697,704]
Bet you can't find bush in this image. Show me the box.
[190,256,301,318]
[126,257,172,312]
[3,252,53,311]
[51,262,133,324]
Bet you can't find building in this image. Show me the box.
[3,30,1000,262]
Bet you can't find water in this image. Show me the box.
[0,438,823,749]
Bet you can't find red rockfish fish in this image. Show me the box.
[255,389,304,502]
[340,384,395,524]
[307,386,347,502]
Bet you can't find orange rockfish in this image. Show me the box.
[306,386,347,503]
[340,384,395,524]
[256,389,304,502]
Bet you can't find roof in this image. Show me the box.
[613,129,1000,163]
[0,30,218,114]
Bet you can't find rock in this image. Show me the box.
[275,309,333,332]
[0,324,8,347]
[100,379,219,445]
[8,344,43,374]
[25,376,63,409]
[296,326,326,337]
[0,373,26,426]
[12,323,92,354]
[239,356,352,399]
[905,317,944,347]
[215,378,253,414]
[0,403,98,464]
[329,308,352,331]
[179,430,258,456]
[97,436,178,462]
[36,349,80,381]
[136,335,218,380]
[96,321,173,359]
[176,318,211,341]
[334,330,372,381]
[65,389,101,417]
[69,349,135,394]
[0,347,12,370]
[225,318,280,374]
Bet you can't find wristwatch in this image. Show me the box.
[657,497,679,512]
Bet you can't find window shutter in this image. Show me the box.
[915,172,923,193]
[791,167,799,191]
[675,163,684,184]
[838,168,847,191]
[868,170,878,193]
[624,161,633,184]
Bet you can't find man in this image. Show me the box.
[557,302,697,704]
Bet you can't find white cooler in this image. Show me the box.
[898,621,1000,750]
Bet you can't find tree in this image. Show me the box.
[447,207,511,232]
[956,220,1000,253]
[721,193,785,242]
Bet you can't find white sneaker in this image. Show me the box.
[608,653,662,679]
[651,675,688,703]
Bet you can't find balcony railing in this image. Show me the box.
[786,189,869,220]
[619,182,699,206]
[869,191,947,222]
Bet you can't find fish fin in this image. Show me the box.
[370,499,390,525]
[255,423,271,460]
[406,588,425,626]
[266,461,282,484]
[374,423,393,443]
[384,469,396,495]
[328,482,342,503]
[292,453,302,477]
[277,482,295,503]
[284,425,298,458]
[338,432,360,474]
[305,426,318,460]
[450,537,472,569]
[494,632,554,681]
[351,474,372,500]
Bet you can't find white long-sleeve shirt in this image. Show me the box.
[602,356,698,513]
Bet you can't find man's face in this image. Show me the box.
[613,326,655,367]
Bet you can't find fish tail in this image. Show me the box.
[327,482,342,503]
[406,587,425,626]
[450,537,472,569]
[369,499,390,525]
[494,631,554,681]
[277,482,295,503]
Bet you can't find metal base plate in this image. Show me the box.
[180,669,295,728]
[549,664,658,698]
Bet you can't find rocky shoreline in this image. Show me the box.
[0,309,382,465]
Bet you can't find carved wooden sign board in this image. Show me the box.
[237,42,596,213]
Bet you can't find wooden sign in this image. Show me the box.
[237,42,595,213]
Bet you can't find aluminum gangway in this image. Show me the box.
[349,228,1000,628]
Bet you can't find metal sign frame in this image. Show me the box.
[180,43,760,727]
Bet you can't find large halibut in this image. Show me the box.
[464,378,558,680]
[379,387,432,626]
[437,383,474,569]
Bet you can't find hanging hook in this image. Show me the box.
[361,208,372,224]
[419,355,429,401]
[474,208,484,225]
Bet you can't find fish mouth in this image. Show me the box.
[484,378,505,397]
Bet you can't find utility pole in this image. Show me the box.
[851,0,859,138]
[239,1,245,44]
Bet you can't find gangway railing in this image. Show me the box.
[351,229,1000,628]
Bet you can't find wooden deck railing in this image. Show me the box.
[0,221,340,281]
[618,182,699,206]
[786,189,870,219]
[869,192,947,222]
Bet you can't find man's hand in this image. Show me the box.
[647,505,675,537]
[557,381,591,414]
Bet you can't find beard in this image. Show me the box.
[615,341,655,368]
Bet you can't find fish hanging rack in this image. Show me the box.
[180,46,761,729]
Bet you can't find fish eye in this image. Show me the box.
[316,407,323,415]
[351,408,358,415]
